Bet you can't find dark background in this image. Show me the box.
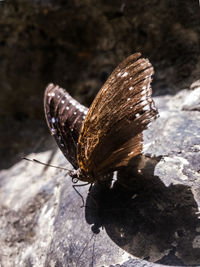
[0,0,200,169]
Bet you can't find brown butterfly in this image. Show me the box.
[44,53,158,183]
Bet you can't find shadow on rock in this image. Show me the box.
[85,155,200,266]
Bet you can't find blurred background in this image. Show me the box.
[0,0,199,169]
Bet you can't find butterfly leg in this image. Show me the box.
[72,182,91,208]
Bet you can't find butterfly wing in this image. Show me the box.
[77,53,158,177]
[44,84,88,169]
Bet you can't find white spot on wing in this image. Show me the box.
[127,98,131,101]
[66,106,69,110]
[61,100,65,104]
[48,92,55,96]
[142,99,148,106]
[117,72,122,77]
[135,113,140,117]
[51,117,56,123]
[129,86,133,91]
[141,95,147,101]
[143,105,149,111]
[51,128,56,135]
[122,72,128,77]
[70,100,78,106]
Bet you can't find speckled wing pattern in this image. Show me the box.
[44,84,88,169]
[77,53,158,177]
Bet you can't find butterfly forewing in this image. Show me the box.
[77,53,158,177]
[44,84,88,169]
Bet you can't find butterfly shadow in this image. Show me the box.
[85,155,200,266]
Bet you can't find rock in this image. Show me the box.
[0,87,200,266]
[182,87,200,111]
[190,79,200,90]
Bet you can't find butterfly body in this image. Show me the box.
[44,53,158,183]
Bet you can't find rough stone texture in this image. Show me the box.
[0,87,200,267]
[1,1,200,265]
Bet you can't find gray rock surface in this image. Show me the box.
[0,87,200,267]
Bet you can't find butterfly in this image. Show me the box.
[44,52,158,183]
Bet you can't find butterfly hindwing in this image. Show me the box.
[77,53,158,177]
[44,84,88,169]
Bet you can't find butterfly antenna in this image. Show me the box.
[22,157,73,173]
[75,233,95,267]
